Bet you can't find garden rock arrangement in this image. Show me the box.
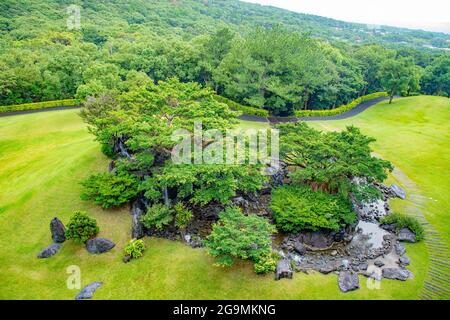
[272,181,418,293]
[37,217,66,259]
[75,281,103,300]
[86,238,115,254]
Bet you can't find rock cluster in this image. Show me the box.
[37,217,66,259]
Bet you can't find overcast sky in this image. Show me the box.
[242,0,450,33]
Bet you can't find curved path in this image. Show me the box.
[390,167,450,300]
[238,96,391,123]
[1,97,390,121]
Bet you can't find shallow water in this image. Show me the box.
[353,221,390,249]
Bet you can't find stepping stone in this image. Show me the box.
[37,243,62,258]
[338,271,360,293]
[75,282,103,300]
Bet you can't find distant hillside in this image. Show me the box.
[0,0,449,50]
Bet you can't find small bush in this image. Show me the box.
[380,213,425,241]
[0,99,80,113]
[295,92,388,118]
[81,171,139,209]
[141,204,173,230]
[174,203,193,229]
[65,211,99,244]
[205,207,276,274]
[124,239,146,260]
[254,253,278,274]
[270,185,356,233]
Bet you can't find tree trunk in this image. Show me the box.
[389,85,397,104]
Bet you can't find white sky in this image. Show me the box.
[242,0,450,33]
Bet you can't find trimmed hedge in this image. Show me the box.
[213,95,269,117]
[295,92,389,118]
[0,99,80,113]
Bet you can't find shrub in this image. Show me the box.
[205,207,276,274]
[141,204,173,230]
[213,95,269,117]
[65,211,99,244]
[254,253,278,274]
[81,171,140,209]
[294,92,388,117]
[270,185,356,233]
[124,239,146,259]
[0,99,80,113]
[380,213,425,241]
[174,203,193,229]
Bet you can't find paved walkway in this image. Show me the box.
[238,96,391,123]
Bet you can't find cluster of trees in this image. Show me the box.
[1,0,448,115]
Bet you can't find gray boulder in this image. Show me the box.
[391,184,406,200]
[131,200,145,239]
[293,241,306,255]
[395,243,406,256]
[75,282,103,300]
[338,271,360,293]
[50,217,66,243]
[275,259,293,280]
[86,238,115,254]
[374,260,385,267]
[398,228,416,243]
[398,256,410,266]
[382,268,412,281]
[37,243,62,258]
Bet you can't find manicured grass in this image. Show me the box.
[0,104,437,299]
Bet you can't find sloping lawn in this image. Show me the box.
[0,103,437,299]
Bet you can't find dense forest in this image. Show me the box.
[0,0,448,115]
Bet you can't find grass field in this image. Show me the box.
[0,95,448,299]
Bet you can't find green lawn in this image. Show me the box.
[0,96,446,299]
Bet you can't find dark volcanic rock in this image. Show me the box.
[319,262,338,274]
[390,184,406,200]
[86,238,115,254]
[297,231,335,250]
[398,256,410,266]
[338,271,360,293]
[380,223,397,233]
[275,260,293,280]
[75,282,103,300]
[50,217,66,243]
[382,268,412,281]
[293,241,307,255]
[398,228,416,243]
[131,200,145,239]
[374,260,385,267]
[37,243,62,258]
[395,243,406,256]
